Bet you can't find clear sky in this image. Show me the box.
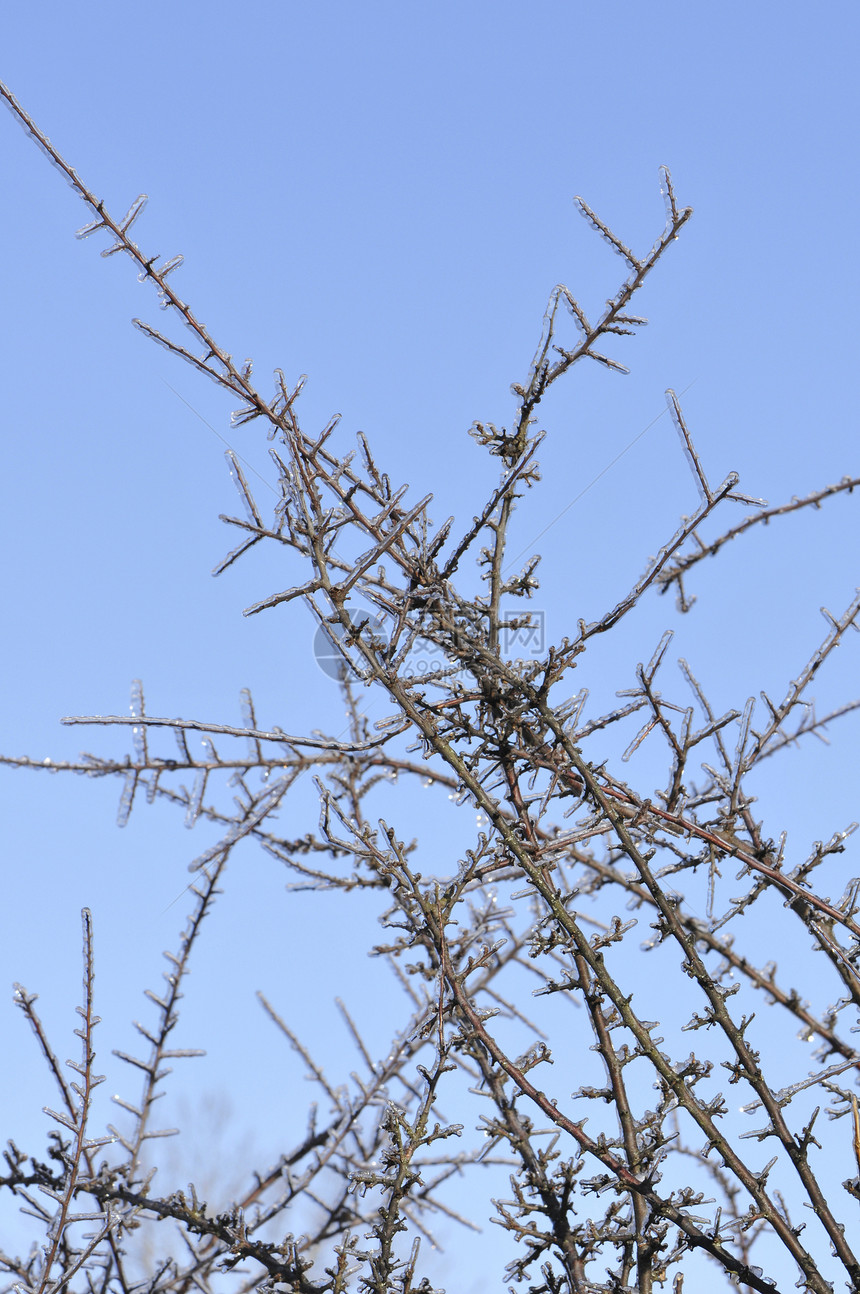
[2,3,859,1288]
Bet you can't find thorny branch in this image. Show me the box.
[2,79,860,1294]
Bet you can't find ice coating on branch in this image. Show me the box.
[226,450,263,526]
[573,196,640,269]
[185,770,206,828]
[76,213,108,240]
[138,252,185,285]
[130,678,145,719]
[116,769,137,828]
[659,165,678,225]
[160,253,184,277]
[118,194,148,233]
[666,389,711,502]
[240,688,255,732]
[587,350,630,375]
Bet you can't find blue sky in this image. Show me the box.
[2,3,859,1287]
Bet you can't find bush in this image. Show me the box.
[2,79,860,1294]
